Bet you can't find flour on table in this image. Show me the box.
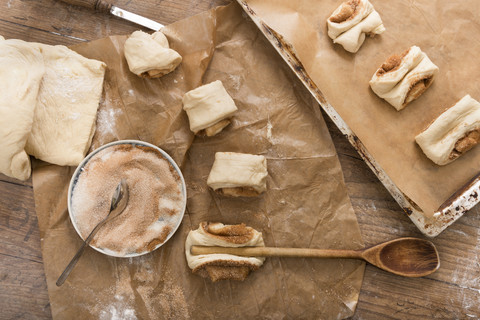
[96,107,123,136]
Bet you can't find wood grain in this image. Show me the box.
[0,0,479,319]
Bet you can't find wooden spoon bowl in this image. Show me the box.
[361,237,440,277]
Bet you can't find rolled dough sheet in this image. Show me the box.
[0,38,45,180]
[25,44,106,166]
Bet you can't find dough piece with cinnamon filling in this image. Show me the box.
[416,95,480,165]
[207,152,267,197]
[370,46,438,110]
[370,46,423,95]
[183,81,238,136]
[185,222,265,282]
[124,30,182,78]
[327,0,385,53]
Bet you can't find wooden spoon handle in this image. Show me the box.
[59,0,112,13]
[191,246,362,259]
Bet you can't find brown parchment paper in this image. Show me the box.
[32,3,365,319]
[244,0,480,217]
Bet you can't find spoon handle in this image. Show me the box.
[56,240,89,286]
[56,221,107,287]
[191,246,362,259]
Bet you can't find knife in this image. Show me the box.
[59,0,164,31]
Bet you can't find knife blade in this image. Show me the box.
[110,6,163,31]
[59,0,164,31]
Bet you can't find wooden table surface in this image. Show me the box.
[1,0,479,319]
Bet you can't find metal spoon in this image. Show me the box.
[56,179,129,286]
[191,237,440,277]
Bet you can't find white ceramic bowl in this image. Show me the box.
[67,140,187,258]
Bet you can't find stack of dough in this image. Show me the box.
[207,152,268,197]
[369,46,439,110]
[183,80,238,136]
[0,36,106,180]
[185,222,265,282]
[25,44,106,166]
[327,0,385,53]
[124,30,182,78]
[416,95,480,165]
[0,39,45,180]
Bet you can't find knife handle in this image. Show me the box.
[59,0,112,13]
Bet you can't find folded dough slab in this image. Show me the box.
[25,44,106,166]
[370,46,439,111]
[327,0,385,53]
[183,80,238,136]
[185,222,265,282]
[124,30,182,78]
[207,152,268,196]
[416,95,480,165]
[0,38,45,180]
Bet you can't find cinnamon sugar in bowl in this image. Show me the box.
[68,140,186,258]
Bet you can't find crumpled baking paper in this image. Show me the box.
[32,3,365,319]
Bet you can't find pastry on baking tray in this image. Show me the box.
[327,0,385,53]
[416,95,480,166]
[207,152,267,197]
[369,46,439,111]
[185,222,265,282]
[183,80,238,136]
[124,30,182,78]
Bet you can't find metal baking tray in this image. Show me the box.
[236,0,480,237]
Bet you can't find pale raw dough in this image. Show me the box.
[183,80,238,134]
[25,44,106,166]
[0,39,45,180]
[327,0,385,53]
[370,46,424,95]
[207,152,267,194]
[124,30,182,78]
[416,95,480,165]
[370,46,438,110]
[185,222,265,281]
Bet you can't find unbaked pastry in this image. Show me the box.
[0,38,45,180]
[185,222,265,282]
[183,80,238,136]
[370,46,438,111]
[124,30,182,78]
[25,44,106,166]
[207,152,267,197]
[416,95,480,165]
[327,0,385,53]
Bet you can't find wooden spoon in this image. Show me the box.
[191,237,440,277]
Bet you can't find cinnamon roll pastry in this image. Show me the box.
[185,222,265,282]
[183,80,238,136]
[327,0,385,53]
[124,30,182,78]
[416,95,480,165]
[370,46,438,110]
[207,152,268,197]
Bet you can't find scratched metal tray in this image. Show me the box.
[237,0,480,237]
